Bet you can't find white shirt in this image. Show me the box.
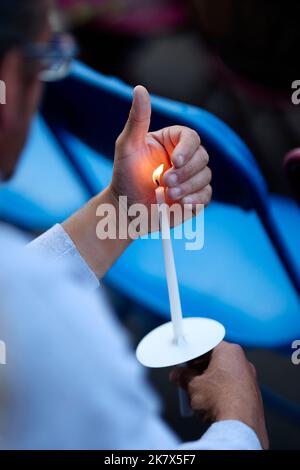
[0,223,261,450]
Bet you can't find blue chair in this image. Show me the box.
[0,116,112,231]
[1,61,299,349]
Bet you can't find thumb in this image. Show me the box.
[119,85,151,150]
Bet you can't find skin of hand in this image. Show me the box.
[111,85,212,211]
[63,85,212,278]
[170,342,269,450]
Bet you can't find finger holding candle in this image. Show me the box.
[162,145,212,211]
[181,186,213,209]
[170,350,213,389]
[164,146,210,188]
[171,128,201,162]
[167,167,212,201]
[156,126,201,169]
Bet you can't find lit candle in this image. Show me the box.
[153,164,185,344]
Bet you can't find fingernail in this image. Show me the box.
[165,172,178,187]
[168,187,182,200]
[131,86,151,121]
[173,154,184,168]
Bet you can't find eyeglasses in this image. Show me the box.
[22,33,78,82]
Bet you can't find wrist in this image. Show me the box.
[99,185,134,241]
[63,186,133,279]
[214,407,260,441]
[106,185,130,221]
[91,185,134,248]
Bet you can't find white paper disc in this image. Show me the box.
[136,317,225,368]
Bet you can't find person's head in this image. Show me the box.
[0,0,52,179]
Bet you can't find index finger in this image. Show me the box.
[208,341,244,367]
[170,127,201,169]
[187,350,213,371]
[169,367,198,390]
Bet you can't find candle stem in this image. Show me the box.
[156,186,185,344]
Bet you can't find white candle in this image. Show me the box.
[154,165,185,344]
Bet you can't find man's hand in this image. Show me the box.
[111,86,212,212]
[63,85,212,278]
[170,342,269,450]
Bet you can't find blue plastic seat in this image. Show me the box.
[0,116,113,231]
[0,116,89,230]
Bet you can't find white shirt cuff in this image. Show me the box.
[28,224,99,290]
[180,420,262,450]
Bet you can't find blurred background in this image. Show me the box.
[56,0,300,449]
[58,0,300,195]
[2,0,300,449]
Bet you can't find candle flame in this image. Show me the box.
[153,164,164,186]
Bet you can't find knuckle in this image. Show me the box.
[200,147,209,166]
[183,178,195,194]
[207,185,213,203]
[193,194,202,206]
[172,125,188,137]
[191,178,198,193]
[202,184,212,206]
[190,395,198,410]
[204,167,212,185]
[178,164,190,182]
[115,133,124,149]
[188,376,200,393]
[188,128,201,145]
[207,167,212,182]
[190,392,203,410]
[215,341,229,353]
[181,158,197,181]
[229,343,244,355]
[173,125,183,133]
[194,131,201,146]
[249,362,257,377]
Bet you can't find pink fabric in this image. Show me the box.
[58,0,187,35]
[284,149,300,166]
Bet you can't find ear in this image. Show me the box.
[0,50,24,132]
